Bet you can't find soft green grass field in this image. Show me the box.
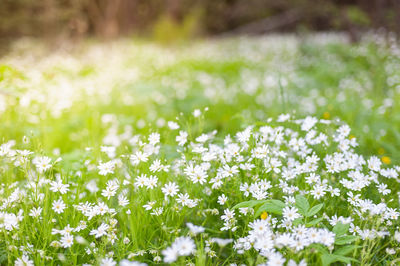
[0,34,400,265]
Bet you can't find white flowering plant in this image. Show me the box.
[1,34,400,265]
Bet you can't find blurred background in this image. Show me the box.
[0,0,399,50]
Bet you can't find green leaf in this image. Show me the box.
[295,195,309,215]
[321,254,336,266]
[321,254,358,266]
[306,203,323,217]
[335,235,358,245]
[270,199,285,208]
[334,245,360,256]
[292,218,303,226]
[332,222,349,237]
[306,217,323,227]
[254,199,285,216]
[0,242,7,264]
[310,243,329,254]
[232,200,264,209]
[334,255,358,264]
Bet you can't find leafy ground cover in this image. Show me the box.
[0,33,400,265]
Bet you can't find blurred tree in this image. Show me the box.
[85,0,122,38]
[0,0,398,44]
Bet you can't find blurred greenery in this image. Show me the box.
[152,9,202,44]
[0,35,399,164]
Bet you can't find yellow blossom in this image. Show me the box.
[382,156,391,164]
[261,211,268,220]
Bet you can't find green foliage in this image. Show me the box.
[151,9,202,44]
[0,242,7,264]
[232,199,285,217]
[332,222,349,237]
[0,64,23,81]
[0,36,399,265]
[334,245,360,256]
[346,6,371,26]
[232,200,263,209]
[254,200,285,216]
[307,204,323,217]
[335,235,358,245]
[306,217,323,227]
[321,253,358,266]
[295,195,323,217]
[295,195,309,216]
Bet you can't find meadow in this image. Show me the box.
[0,33,400,265]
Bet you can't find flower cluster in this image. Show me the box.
[1,33,400,265]
[1,113,399,265]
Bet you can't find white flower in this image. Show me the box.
[60,234,74,248]
[267,252,286,266]
[102,186,118,199]
[101,146,116,158]
[33,156,52,173]
[50,179,70,194]
[162,236,196,263]
[148,132,160,146]
[193,109,201,117]
[221,209,235,221]
[394,231,400,242]
[168,121,180,130]
[217,194,228,205]
[0,212,19,231]
[319,229,335,246]
[186,223,205,235]
[29,207,42,218]
[98,161,115,175]
[176,131,188,146]
[236,127,252,143]
[143,201,156,210]
[368,156,381,172]
[116,193,128,206]
[188,165,207,184]
[196,134,209,143]
[377,183,390,195]
[15,255,34,266]
[90,223,109,238]
[176,193,190,206]
[86,180,99,193]
[144,175,158,189]
[52,199,66,214]
[301,116,318,131]
[135,174,148,188]
[210,238,233,247]
[174,236,196,256]
[161,182,179,197]
[150,207,163,216]
[162,246,178,263]
[337,124,351,138]
[130,151,149,166]
[282,206,300,221]
[310,184,326,199]
[120,259,147,266]
[277,114,290,122]
[100,257,116,266]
